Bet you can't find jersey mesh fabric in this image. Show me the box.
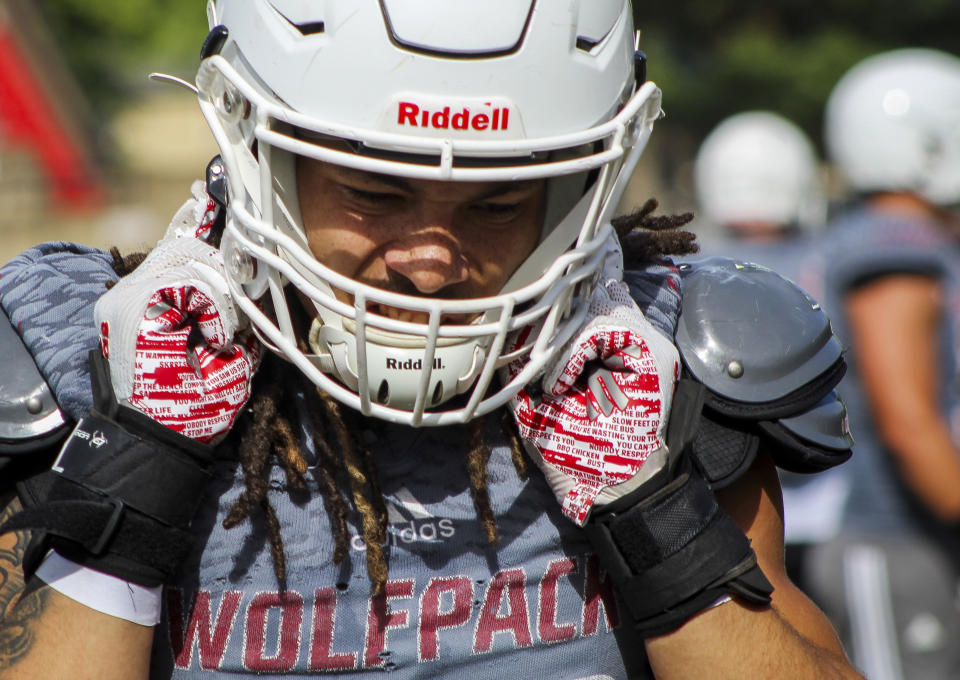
[150,412,652,678]
[148,262,684,679]
[624,264,682,341]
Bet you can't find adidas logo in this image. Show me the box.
[351,486,456,552]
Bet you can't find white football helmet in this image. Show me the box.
[824,48,960,206]
[196,0,662,426]
[694,111,824,231]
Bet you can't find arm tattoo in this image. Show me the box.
[0,494,49,670]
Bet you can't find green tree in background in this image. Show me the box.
[636,0,960,147]
[37,0,207,118]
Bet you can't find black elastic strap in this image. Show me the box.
[1,492,193,586]
[584,458,773,638]
[0,353,214,587]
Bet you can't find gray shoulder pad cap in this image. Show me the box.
[0,308,68,448]
[757,390,854,473]
[778,391,854,451]
[675,257,842,405]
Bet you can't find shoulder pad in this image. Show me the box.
[777,391,854,452]
[688,389,854,487]
[675,257,844,419]
[0,308,69,453]
[758,391,854,473]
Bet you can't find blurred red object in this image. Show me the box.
[0,5,104,210]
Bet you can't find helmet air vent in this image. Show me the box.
[293,21,325,36]
[380,0,533,58]
[431,381,445,406]
[575,37,600,53]
[377,380,390,404]
[267,2,325,36]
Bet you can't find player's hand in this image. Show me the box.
[94,235,260,443]
[508,278,679,526]
[0,232,261,589]
[0,184,259,596]
[506,272,772,636]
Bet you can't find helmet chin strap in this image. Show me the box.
[305,314,487,414]
[305,316,352,386]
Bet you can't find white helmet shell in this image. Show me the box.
[694,111,824,231]
[824,48,960,206]
[199,0,662,426]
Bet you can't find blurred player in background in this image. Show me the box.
[803,48,960,680]
[691,110,825,279]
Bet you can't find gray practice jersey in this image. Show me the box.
[817,207,960,537]
[146,264,685,679]
[149,409,650,679]
[0,241,662,679]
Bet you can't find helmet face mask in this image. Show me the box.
[198,0,662,426]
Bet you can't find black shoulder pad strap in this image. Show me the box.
[3,409,213,586]
[0,310,70,462]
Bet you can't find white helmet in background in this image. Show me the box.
[824,48,960,206]
[197,0,662,426]
[694,111,825,231]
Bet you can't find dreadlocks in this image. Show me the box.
[216,355,526,595]
[106,197,696,595]
[614,197,697,267]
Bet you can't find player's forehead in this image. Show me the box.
[301,159,545,201]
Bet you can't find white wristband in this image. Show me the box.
[35,550,162,626]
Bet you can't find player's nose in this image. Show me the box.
[383,227,469,294]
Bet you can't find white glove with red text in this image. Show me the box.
[94,234,260,444]
[3,185,262,623]
[507,277,680,526]
[504,266,774,638]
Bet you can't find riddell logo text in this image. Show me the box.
[386,357,443,370]
[397,102,510,132]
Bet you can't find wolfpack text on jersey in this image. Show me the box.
[150,419,649,678]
